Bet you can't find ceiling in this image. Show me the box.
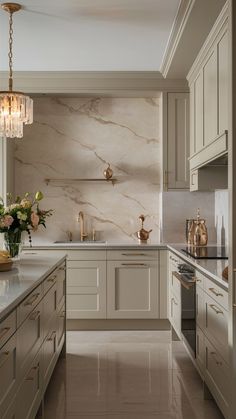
[0,0,180,71]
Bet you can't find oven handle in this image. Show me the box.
[172,271,195,290]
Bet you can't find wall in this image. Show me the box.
[215,189,228,247]
[161,191,216,244]
[15,97,161,244]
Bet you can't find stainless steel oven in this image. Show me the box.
[173,263,196,357]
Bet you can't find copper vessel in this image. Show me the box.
[136,215,152,243]
[187,209,208,246]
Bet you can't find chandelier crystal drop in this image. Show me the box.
[0,3,33,139]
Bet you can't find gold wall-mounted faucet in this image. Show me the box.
[78,211,88,241]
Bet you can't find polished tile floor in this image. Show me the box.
[43,331,224,419]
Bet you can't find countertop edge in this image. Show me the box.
[0,255,67,322]
[23,244,167,250]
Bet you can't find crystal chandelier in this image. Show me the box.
[0,3,33,138]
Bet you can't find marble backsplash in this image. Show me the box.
[15,97,161,244]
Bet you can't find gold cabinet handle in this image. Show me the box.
[25,365,39,381]
[0,327,10,340]
[0,351,10,368]
[24,293,40,306]
[47,331,56,341]
[121,253,147,256]
[210,351,223,366]
[209,287,223,297]
[29,310,41,321]
[209,304,223,315]
[121,263,148,266]
[47,275,57,283]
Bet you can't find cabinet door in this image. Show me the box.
[203,48,218,146]
[218,29,228,134]
[107,261,159,319]
[0,334,17,415]
[167,93,189,189]
[67,260,106,319]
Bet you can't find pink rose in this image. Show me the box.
[4,215,14,227]
[31,212,39,230]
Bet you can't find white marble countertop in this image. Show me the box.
[0,254,66,322]
[23,242,166,250]
[167,244,228,290]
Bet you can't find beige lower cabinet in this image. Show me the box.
[169,291,181,338]
[107,258,159,319]
[67,260,106,319]
[0,260,66,419]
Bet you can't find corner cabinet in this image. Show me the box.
[162,92,190,190]
[187,4,228,190]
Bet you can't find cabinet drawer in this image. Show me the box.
[17,300,43,380]
[196,285,205,330]
[107,250,158,261]
[0,333,17,413]
[43,320,57,390]
[57,305,65,352]
[204,276,228,311]
[16,350,42,419]
[0,310,16,349]
[67,250,106,261]
[205,337,229,417]
[43,268,58,296]
[196,326,205,375]
[56,266,66,309]
[205,292,228,362]
[43,284,57,340]
[17,284,43,327]
[169,292,181,338]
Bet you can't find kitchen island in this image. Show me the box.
[0,254,66,419]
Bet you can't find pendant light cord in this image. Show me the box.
[8,11,13,91]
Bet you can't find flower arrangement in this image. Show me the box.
[0,191,53,257]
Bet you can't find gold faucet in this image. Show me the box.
[79,211,88,241]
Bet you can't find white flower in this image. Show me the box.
[17,211,27,221]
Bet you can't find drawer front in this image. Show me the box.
[196,326,205,374]
[17,299,43,381]
[57,305,65,352]
[205,292,228,362]
[107,250,158,261]
[17,284,43,327]
[67,250,106,261]
[43,268,58,296]
[56,266,66,309]
[204,276,228,311]
[169,270,181,302]
[43,320,57,390]
[0,334,17,413]
[0,310,16,349]
[16,350,42,419]
[169,292,181,338]
[43,283,57,340]
[196,285,205,330]
[205,337,229,416]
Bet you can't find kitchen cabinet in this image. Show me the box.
[107,256,159,319]
[67,260,106,319]
[162,92,189,190]
[187,6,228,185]
[0,259,66,419]
[168,252,181,338]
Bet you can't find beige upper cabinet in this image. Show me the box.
[163,92,190,190]
[188,5,228,174]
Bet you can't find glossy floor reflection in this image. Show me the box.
[43,331,224,419]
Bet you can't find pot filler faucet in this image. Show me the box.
[78,211,88,242]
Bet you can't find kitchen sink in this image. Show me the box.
[53,240,106,245]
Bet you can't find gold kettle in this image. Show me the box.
[136,215,152,243]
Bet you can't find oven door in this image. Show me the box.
[172,271,196,357]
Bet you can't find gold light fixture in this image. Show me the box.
[0,3,33,138]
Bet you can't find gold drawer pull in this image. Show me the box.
[24,293,40,306]
[47,331,56,341]
[0,327,10,340]
[121,263,148,266]
[122,253,147,256]
[209,288,223,297]
[210,351,223,366]
[0,351,10,368]
[26,365,39,381]
[29,310,41,321]
[47,275,57,283]
[209,304,223,315]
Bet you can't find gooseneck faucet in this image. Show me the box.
[79,211,88,241]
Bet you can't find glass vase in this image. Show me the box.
[4,230,22,260]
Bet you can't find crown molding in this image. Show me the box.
[160,0,194,78]
[0,71,188,96]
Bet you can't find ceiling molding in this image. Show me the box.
[0,71,188,96]
[160,0,194,78]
